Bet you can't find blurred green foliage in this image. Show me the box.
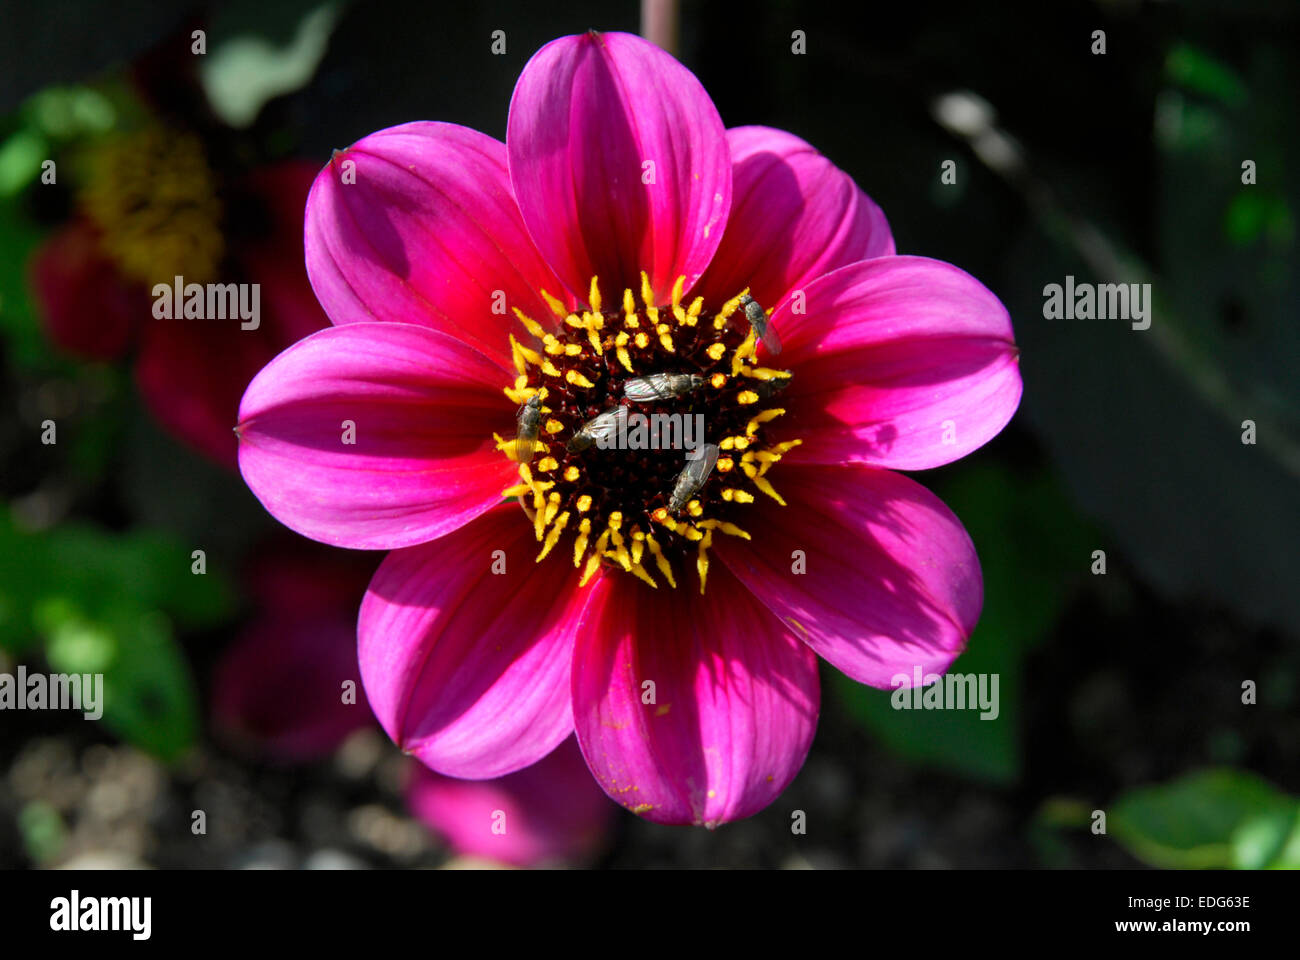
[0,513,235,760]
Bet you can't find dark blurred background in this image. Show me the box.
[0,0,1296,868]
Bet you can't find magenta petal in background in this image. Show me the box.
[212,613,371,763]
[305,122,572,362]
[237,322,515,550]
[715,463,982,689]
[693,126,894,309]
[571,565,819,827]
[406,737,615,867]
[507,31,731,302]
[359,505,597,780]
[775,256,1022,470]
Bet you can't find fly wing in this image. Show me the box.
[687,442,720,484]
[623,375,669,402]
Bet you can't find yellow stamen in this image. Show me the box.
[512,307,547,340]
[588,276,602,313]
[752,475,786,506]
[645,534,677,588]
[539,289,567,318]
[566,369,596,389]
[696,528,714,594]
[537,511,570,560]
[573,518,592,567]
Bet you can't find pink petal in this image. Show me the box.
[693,126,894,309]
[406,737,615,867]
[306,122,573,362]
[237,322,515,549]
[572,564,819,827]
[714,464,982,689]
[776,256,1022,469]
[507,31,731,303]
[359,505,596,779]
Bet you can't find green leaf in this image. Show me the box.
[0,511,234,759]
[1111,769,1300,869]
[43,604,198,762]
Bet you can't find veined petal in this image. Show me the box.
[715,463,982,689]
[360,506,595,779]
[237,322,515,549]
[572,564,819,827]
[507,31,731,303]
[776,256,1022,469]
[306,121,572,361]
[693,126,893,309]
[406,737,614,867]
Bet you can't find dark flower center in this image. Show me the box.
[499,275,799,592]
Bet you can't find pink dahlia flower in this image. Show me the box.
[237,31,1022,826]
[407,736,615,868]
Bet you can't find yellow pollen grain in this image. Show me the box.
[722,488,754,503]
[537,457,558,472]
[588,276,602,313]
[634,331,650,350]
[706,343,727,362]
[563,465,581,482]
[716,457,734,473]
[543,335,565,356]
[737,390,760,405]
[687,499,703,517]
[564,313,585,329]
[544,418,565,434]
[657,327,675,353]
[563,342,583,356]
[512,307,546,340]
[565,369,596,389]
[576,494,593,513]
